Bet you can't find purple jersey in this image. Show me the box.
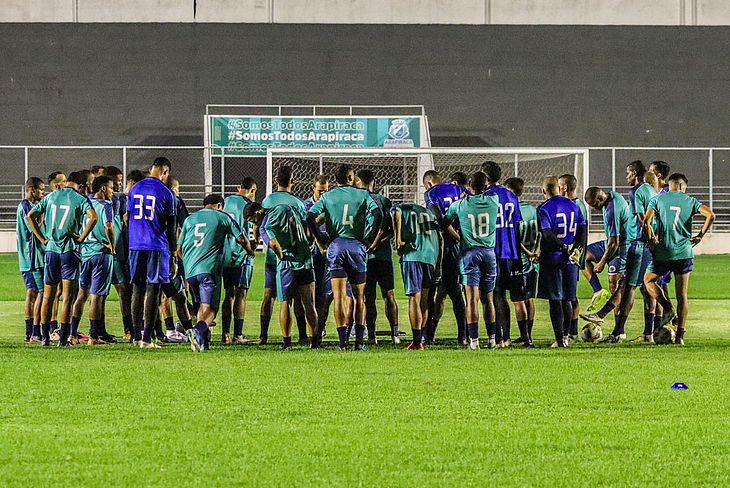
[424,183,466,218]
[538,195,586,265]
[484,185,522,260]
[127,177,176,252]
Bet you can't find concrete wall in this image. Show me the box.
[3,0,730,25]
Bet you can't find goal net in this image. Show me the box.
[265,148,589,207]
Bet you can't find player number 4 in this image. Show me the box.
[342,204,354,228]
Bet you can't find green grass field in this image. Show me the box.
[0,253,729,486]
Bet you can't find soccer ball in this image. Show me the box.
[581,323,603,343]
[653,325,676,345]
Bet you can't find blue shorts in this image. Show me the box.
[401,261,435,296]
[129,249,170,285]
[495,258,525,299]
[625,242,653,287]
[537,259,578,301]
[327,238,367,284]
[264,262,277,291]
[222,262,254,290]
[79,254,114,296]
[277,264,315,302]
[460,247,497,292]
[366,258,395,294]
[111,259,130,285]
[587,240,627,275]
[649,259,693,277]
[44,250,80,285]
[187,273,221,312]
[22,270,44,293]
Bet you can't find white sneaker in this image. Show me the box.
[139,341,161,349]
[468,338,480,351]
[166,329,188,343]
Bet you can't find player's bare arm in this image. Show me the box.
[76,208,98,244]
[692,205,716,246]
[25,208,48,246]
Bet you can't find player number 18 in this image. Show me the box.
[467,212,491,238]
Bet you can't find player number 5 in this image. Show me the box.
[193,223,207,247]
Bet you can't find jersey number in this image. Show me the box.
[670,206,682,232]
[50,204,70,230]
[416,213,433,235]
[556,212,577,239]
[193,223,207,247]
[342,204,354,228]
[467,213,491,238]
[496,203,515,229]
[132,194,157,221]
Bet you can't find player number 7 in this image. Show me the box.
[670,206,681,232]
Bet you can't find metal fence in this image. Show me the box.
[0,145,727,233]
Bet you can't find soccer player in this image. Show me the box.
[260,165,309,345]
[357,169,399,344]
[247,202,319,350]
[17,177,46,342]
[221,177,257,344]
[70,176,116,345]
[536,176,586,348]
[643,173,715,345]
[47,171,66,191]
[306,164,382,351]
[91,165,105,177]
[179,194,252,352]
[126,157,177,349]
[580,186,632,341]
[46,171,67,334]
[26,171,97,346]
[482,161,524,347]
[558,173,589,341]
[449,171,469,190]
[305,175,333,340]
[504,177,539,348]
[445,171,498,350]
[422,170,467,344]
[80,169,95,196]
[647,160,673,331]
[392,202,441,350]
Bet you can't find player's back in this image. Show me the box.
[603,191,633,243]
[518,201,539,272]
[261,204,312,269]
[369,192,393,260]
[446,194,499,251]
[629,182,658,241]
[262,191,306,219]
[424,182,465,218]
[81,198,114,262]
[127,177,176,252]
[180,208,237,277]
[309,185,377,241]
[651,191,702,261]
[37,187,91,253]
[17,199,44,272]
[485,185,522,259]
[538,195,584,264]
[397,203,440,266]
[222,194,252,268]
[111,193,128,261]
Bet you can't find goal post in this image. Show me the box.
[266,147,590,208]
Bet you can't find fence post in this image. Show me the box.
[122,147,127,184]
[319,156,323,175]
[709,149,714,233]
[611,148,616,191]
[514,153,519,177]
[24,146,28,183]
[221,154,226,196]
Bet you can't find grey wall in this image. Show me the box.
[1,23,730,147]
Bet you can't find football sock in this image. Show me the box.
[412,328,422,345]
[59,323,70,345]
[503,322,511,341]
[366,324,376,341]
[346,322,354,338]
[495,323,503,344]
[562,301,573,338]
[89,319,99,339]
[570,318,579,337]
[260,315,271,340]
[390,323,400,338]
[32,324,41,337]
[154,319,164,340]
[653,315,662,332]
[295,314,307,341]
[336,326,348,347]
[134,325,143,342]
[643,313,655,336]
[485,322,495,340]
[24,318,32,339]
[676,327,685,341]
[548,300,564,342]
[142,321,154,343]
[164,317,175,331]
[122,315,133,335]
[41,323,50,341]
[70,316,80,337]
[221,314,231,335]
[467,323,479,340]
[526,320,534,343]
[181,319,193,331]
[50,320,58,332]
[517,320,527,341]
[613,315,628,336]
[195,320,208,336]
[589,275,602,293]
[282,336,292,348]
[233,318,244,337]
[354,324,366,344]
[597,301,614,318]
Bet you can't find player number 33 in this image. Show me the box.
[132,194,157,221]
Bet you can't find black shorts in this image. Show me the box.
[365,258,395,295]
[438,243,462,295]
[495,258,525,300]
[512,268,538,301]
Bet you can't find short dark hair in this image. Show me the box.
[668,173,688,185]
[244,201,263,220]
[627,160,645,178]
[313,174,328,185]
[26,177,44,190]
[275,165,293,187]
[105,166,123,178]
[167,176,179,188]
[241,177,256,189]
[68,171,87,187]
[357,169,374,187]
[334,164,352,185]
[504,177,524,197]
[91,165,105,175]
[92,175,112,194]
[559,174,578,192]
[470,171,488,193]
[449,171,468,187]
[127,170,146,184]
[47,171,63,185]
[481,161,502,183]
[203,194,224,207]
[584,186,602,201]
[80,169,92,180]
[423,170,440,182]
[152,157,172,171]
[650,160,670,179]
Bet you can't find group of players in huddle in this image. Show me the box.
[15,156,715,352]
